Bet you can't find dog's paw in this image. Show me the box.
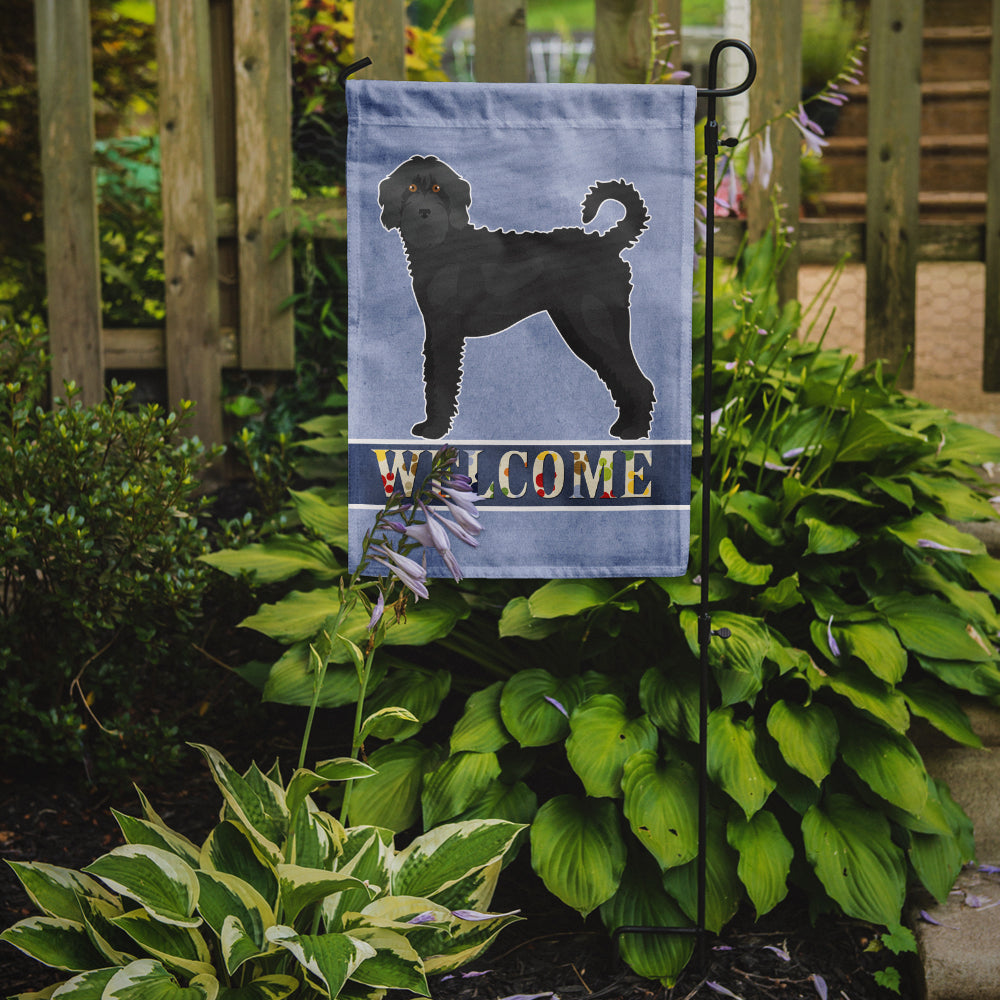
[411,418,451,439]
[610,414,652,440]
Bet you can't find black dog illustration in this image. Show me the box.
[378,155,655,439]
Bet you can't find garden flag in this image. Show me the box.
[346,79,696,577]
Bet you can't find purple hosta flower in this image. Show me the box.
[441,970,493,982]
[367,590,385,631]
[919,909,958,929]
[451,908,521,921]
[917,538,973,555]
[763,944,790,962]
[544,695,569,718]
[979,864,1000,874]
[370,544,429,600]
[441,496,482,538]
[715,156,742,216]
[416,501,463,581]
[407,911,438,925]
[747,124,774,190]
[791,104,829,157]
[827,615,841,657]
[812,974,828,1000]
[706,982,742,999]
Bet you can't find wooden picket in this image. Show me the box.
[30,0,1000,448]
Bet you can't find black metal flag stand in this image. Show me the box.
[340,37,758,974]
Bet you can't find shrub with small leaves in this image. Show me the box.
[0,317,220,782]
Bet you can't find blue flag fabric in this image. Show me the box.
[347,80,696,578]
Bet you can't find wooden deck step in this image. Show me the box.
[834,80,991,137]
[814,190,987,222]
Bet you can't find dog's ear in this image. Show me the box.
[446,168,471,228]
[378,171,406,231]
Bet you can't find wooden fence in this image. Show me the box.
[33,0,1000,445]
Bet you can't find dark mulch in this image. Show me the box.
[1,746,914,1000]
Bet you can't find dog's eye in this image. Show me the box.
[408,183,418,192]
[432,184,441,193]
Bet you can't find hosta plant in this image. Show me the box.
[1,743,523,999]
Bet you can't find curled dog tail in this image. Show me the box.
[581,179,649,250]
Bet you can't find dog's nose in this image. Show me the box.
[419,208,431,218]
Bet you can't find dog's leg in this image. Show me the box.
[549,302,655,439]
[411,332,464,439]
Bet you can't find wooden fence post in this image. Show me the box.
[474,0,526,83]
[354,0,407,80]
[746,0,801,305]
[233,0,294,369]
[865,0,923,389]
[983,0,1000,390]
[594,0,660,84]
[34,0,104,405]
[157,0,223,445]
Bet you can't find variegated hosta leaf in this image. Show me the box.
[421,751,502,829]
[529,795,626,917]
[802,793,906,926]
[421,906,523,975]
[4,861,118,922]
[391,820,524,901]
[112,810,202,868]
[323,829,393,931]
[265,925,375,998]
[424,859,501,916]
[621,751,699,871]
[78,894,136,966]
[565,695,658,799]
[344,926,429,994]
[214,974,300,1000]
[765,700,838,786]
[83,845,200,928]
[195,871,274,974]
[450,681,511,754]
[288,802,343,870]
[44,966,118,997]
[0,916,107,971]
[727,810,793,917]
[102,958,218,999]
[285,760,375,823]
[499,669,585,747]
[110,908,214,979]
[190,745,287,863]
[599,853,694,987]
[707,707,776,819]
[277,865,376,925]
[200,822,278,910]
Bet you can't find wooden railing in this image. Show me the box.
[32,0,1000,444]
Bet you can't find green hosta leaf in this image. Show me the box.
[599,853,694,987]
[916,655,1000,697]
[195,871,273,974]
[809,661,910,732]
[527,579,616,618]
[935,421,1000,464]
[288,488,349,546]
[359,706,421,742]
[621,751,698,871]
[111,908,214,978]
[707,708,776,818]
[886,512,985,556]
[277,865,374,925]
[661,810,741,933]
[103,959,218,1000]
[0,916,107,971]
[911,562,1000,632]
[901,680,982,748]
[530,795,626,917]
[83,846,200,928]
[450,682,511,754]
[724,490,784,545]
[907,473,998,521]
[393,819,524,900]
[639,664,699,742]
[755,573,804,614]
[347,740,442,832]
[499,670,584,747]
[565,695,658,798]
[260,643,388,709]
[200,535,341,584]
[727,811,793,918]
[112,812,201,868]
[835,410,927,463]
[216,975,299,1000]
[421,751,502,828]
[866,474,914,509]
[265,926,375,998]
[803,517,859,556]
[909,819,966,905]
[655,572,737,606]
[967,553,1000,597]
[362,666,451,740]
[802,793,906,926]
[5,862,118,923]
[497,597,564,639]
[835,621,907,684]
[200,822,278,910]
[346,926,428,994]
[874,594,995,662]
[765,700,838,786]
[453,779,538,827]
[680,610,770,706]
[190,746,287,862]
[718,537,772,586]
[839,718,929,816]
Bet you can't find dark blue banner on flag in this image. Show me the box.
[347,80,695,577]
